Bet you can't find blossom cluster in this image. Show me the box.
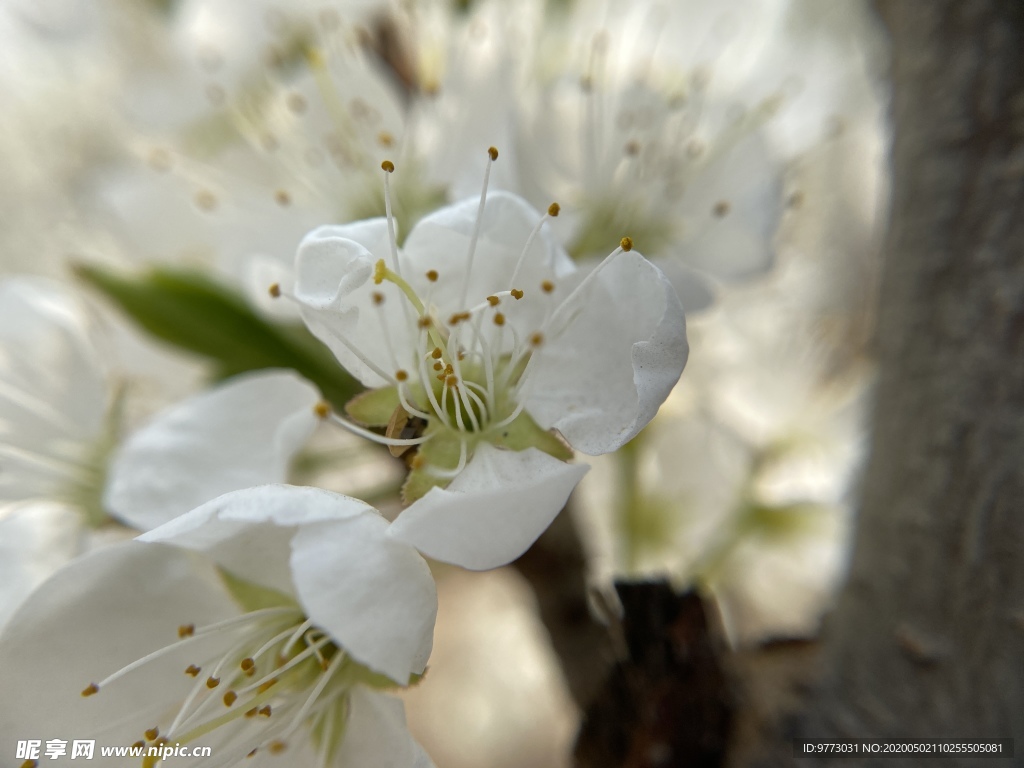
[0,0,887,765]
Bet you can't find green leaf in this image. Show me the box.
[218,568,297,612]
[345,386,401,427]
[74,263,362,409]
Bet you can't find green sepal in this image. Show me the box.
[218,568,298,612]
[400,426,472,503]
[489,411,573,461]
[400,467,448,505]
[73,263,362,409]
[345,386,401,427]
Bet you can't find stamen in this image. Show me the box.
[186,665,202,677]
[459,147,498,309]
[541,280,555,293]
[145,727,159,741]
[509,204,558,289]
[178,624,195,638]
[81,683,98,697]
[511,289,524,300]
[224,691,238,707]
[327,412,432,447]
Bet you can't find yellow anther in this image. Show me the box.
[624,140,641,156]
[493,313,506,326]
[269,283,282,298]
[620,236,633,252]
[713,201,730,217]
[488,146,499,161]
[81,683,99,697]
[541,280,555,293]
[258,679,278,694]
[131,741,145,750]
[487,295,500,306]
[431,347,443,359]
[206,676,220,689]
[185,664,201,677]
[378,131,394,147]
[195,190,218,212]
[240,657,255,672]
[269,741,287,754]
[372,291,385,305]
[259,705,273,717]
[245,707,259,718]
[511,288,524,300]
[433,361,443,371]
[530,332,544,346]
[381,160,395,173]
[20,760,38,768]
[274,189,291,207]
[446,375,458,387]
[247,748,258,758]
[177,623,195,638]
[314,401,331,419]
[444,364,454,375]
[417,316,433,329]
[448,312,471,325]
[396,369,409,382]
[373,259,387,284]
[144,727,159,741]
[548,202,560,217]
[426,270,439,282]
[223,691,238,707]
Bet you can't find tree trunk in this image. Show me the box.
[804,0,1024,760]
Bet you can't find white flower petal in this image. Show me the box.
[401,190,574,315]
[0,541,238,752]
[139,484,376,596]
[388,445,589,571]
[294,220,405,387]
[291,515,436,684]
[0,278,107,501]
[333,689,434,768]
[0,501,81,631]
[105,370,320,531]
[526,249,688,455]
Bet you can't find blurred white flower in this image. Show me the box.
[513,0,887,309]
[0,278,122,627]
[0,485,436,766]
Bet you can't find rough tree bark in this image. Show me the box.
[801,0,1024,761]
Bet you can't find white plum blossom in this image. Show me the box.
[287,156,688,569]
[0,485,436,767]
